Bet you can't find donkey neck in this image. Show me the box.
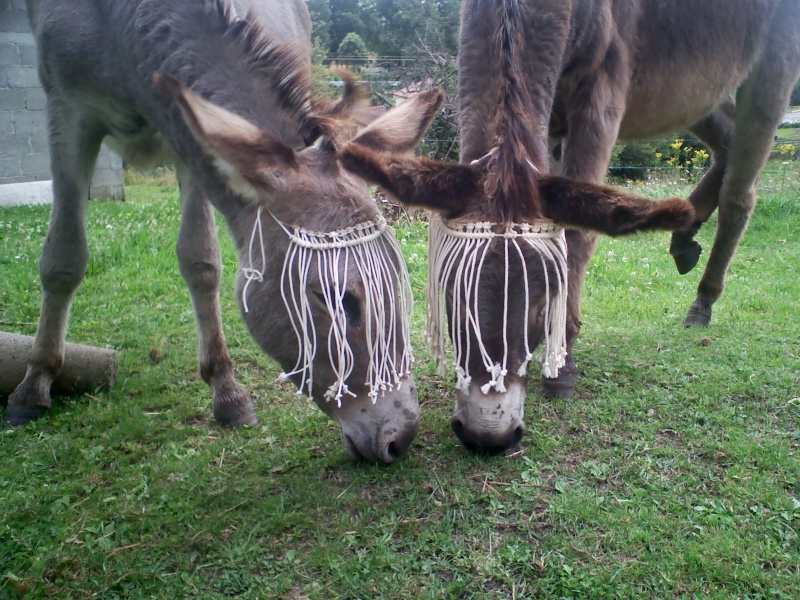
[101,0,311,150]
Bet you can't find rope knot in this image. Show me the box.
[242,268,263,283]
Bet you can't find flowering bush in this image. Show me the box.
[777,143,798,160]
[609,137,710,181]
[658,138,710,174]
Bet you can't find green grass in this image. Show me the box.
[1,166,799,599]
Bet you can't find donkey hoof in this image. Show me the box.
[684,302,712,327]
[4,403,49,427]
[213,388,258,427]
[671,241,702,275]
[541,370,577,399]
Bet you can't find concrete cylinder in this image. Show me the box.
[0,332,117,398]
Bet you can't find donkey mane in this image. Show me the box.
[215,2,308,110]
[185,0,341,144]
[484,0,544,223]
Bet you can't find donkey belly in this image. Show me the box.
[615,0,779,138]
[62,88,175,168]
[617,73,742,139]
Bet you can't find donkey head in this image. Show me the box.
[340,143,695,453]
[157,74,445,463]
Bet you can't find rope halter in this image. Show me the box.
[242,206,414,406]
[426,214,568,394]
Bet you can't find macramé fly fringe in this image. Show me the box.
[426,214,568,394]
[242,206,413,406]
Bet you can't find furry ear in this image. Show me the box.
[537,175,695,235]
[154,72,297,199]
[351,88,446,154]
[303,68,374,146]
[340,143,482,215]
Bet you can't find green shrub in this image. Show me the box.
[337,32,369,58]
[611,142,660,180]
[609,137,710,181]
[791,79,800,106]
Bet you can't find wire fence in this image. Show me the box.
[408,138,800,192]
[326,55,800,194]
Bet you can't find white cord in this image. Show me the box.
[427,215,568,391]
[242,209,413,406]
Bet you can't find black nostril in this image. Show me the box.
[383,424,416,463]
[451,417,524,454]
[512,425,525,445]
[386,441,399,461]
[451,417,481,452]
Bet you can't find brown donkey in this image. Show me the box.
[6,0,445,463]
[341,0,700,452]
[456,0,800,406]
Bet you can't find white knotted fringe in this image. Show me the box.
[242,206,413,406]
[426,214,568,393]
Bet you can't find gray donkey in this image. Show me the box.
[7,0,445,463]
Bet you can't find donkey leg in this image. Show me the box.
[539,227,599,399]
[541,54,628,399]
[175,163,257,427]
[670,104,734,275]
[6,104,102,425]
[686,47,800,327]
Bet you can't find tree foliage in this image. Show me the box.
[310,0,461,56]
[791,79,800,107]
[305,0,332,49]
[337,32,369,57]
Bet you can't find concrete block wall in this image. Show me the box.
[1,0,125,201]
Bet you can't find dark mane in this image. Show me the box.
[214,2,311,117]
[208,1,340,142]
[483,0,543,222]
[136,0,348,146]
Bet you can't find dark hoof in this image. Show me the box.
[684,302,712,327]
[4,403,49,427]
[671,240,703,275]
[541,369,577,399]
[213,385,258,427]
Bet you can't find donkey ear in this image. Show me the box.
[537,175,695,235]
[340,143,481,214]
[351,88,445,154]
[154,73,296,199]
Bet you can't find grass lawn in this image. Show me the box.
[1,165,799,599]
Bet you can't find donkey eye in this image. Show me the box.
[530,304,546,324]
[312,290,362,327]
[341,291,362,327]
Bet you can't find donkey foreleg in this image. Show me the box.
[175,164,256,427]
[6,104,102,425]
[541,52,628,399]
